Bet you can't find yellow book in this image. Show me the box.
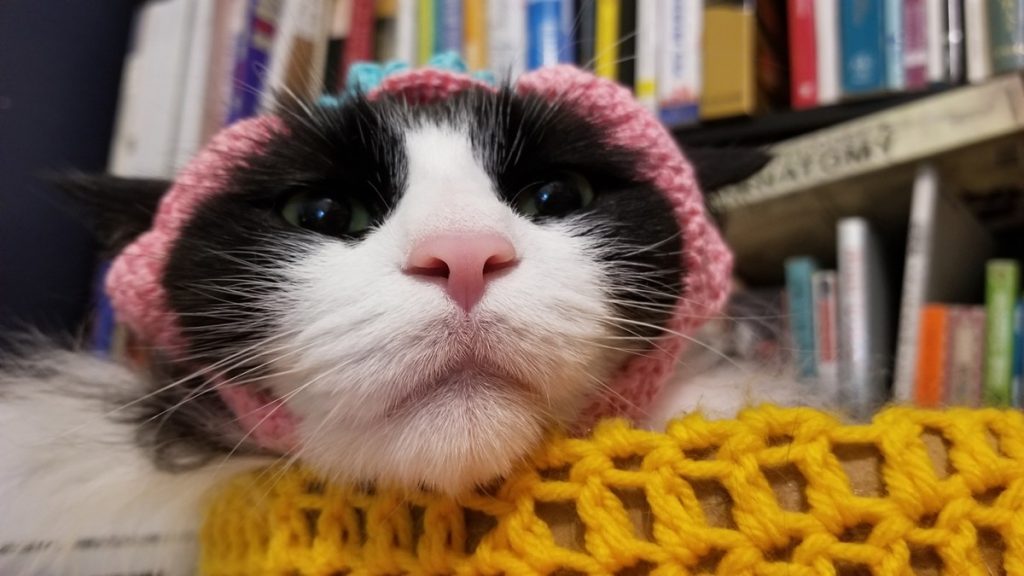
[376,0,397,17]
[700,1,756,120]
[594,0,619,80]
[464,0,487,69]
[418,0,435,64]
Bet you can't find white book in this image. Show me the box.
[656,0,702,124]
[837,218,891,418]
[964,0,992,83]
[173,0,216,172]
[925,0,947,83]
[108,0,197,179]
[488,0,527,80]
[260,0,331,111]
[814,0,840,105]
[395,0,418,65]
[635,0,657,112]
[891,164,992,401]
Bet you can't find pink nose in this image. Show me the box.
[406,233,518,312]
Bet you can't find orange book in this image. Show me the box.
[915,304,950,407]
[463,0,487,70]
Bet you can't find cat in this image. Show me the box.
[0,67,786,575]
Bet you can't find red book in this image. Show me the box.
[787,0,818,109]
[903,0,929,90]
[915,304,950,407]
[340,0,376,87]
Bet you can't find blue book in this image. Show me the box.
[1014,298,1024,406]
[434,0,463,54]
[89,262,116,356]
[226,0,281,124]
[785,257,820,379]
[840,0,888,95]
[884,0,904,90]
[527,0,570,70]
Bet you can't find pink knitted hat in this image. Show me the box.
[106,66,733,450]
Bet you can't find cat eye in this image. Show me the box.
[279,191,371,237]
[516,172,595,218]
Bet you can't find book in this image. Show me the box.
[261,0,330,111]
[527,0,568,70]
[594,0,619,79]
[574,0,596,68]
[947,0,967,83]
[418,0,435,64]
[324,0,353,92]
[965,0,993,83]
[657,0,702,126]
[989,0,1024,72]
[435,0,462,55]
[226,0,283,125]
[201,0,247,142]
[814,0,841,105]
[903,0,929,90]
[489,0,527,78]
[812,270,840,402]
[892,163,992,402]
[343,0,376,76]
[785,257,819,379]
[108,0,198,179]
[924,0,947,83]
[634,0,657,111]
[837,218,892,417]
[395,0,418,64]
[945,306,986,406]
[788,0,818,109]
[840,0,888,95]
[464,0,487,69]
[701,0,757,119]
[984,259,1020,406]
[616,0,637,87]
[914,304,949,407]
[1015,299,1024,406]
[173,0,216,171]
[710,73,1024,283]
[885,0,905,90]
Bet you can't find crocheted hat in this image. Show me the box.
[106,65,733,450]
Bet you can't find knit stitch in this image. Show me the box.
[202,405,1024,575]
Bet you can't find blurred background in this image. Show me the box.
[1,0,1023,415]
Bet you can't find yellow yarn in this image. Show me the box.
[201,405,1024,575]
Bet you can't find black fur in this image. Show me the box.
[54,173,169,255]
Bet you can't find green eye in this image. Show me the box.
[280,192,371,238]
[516,172,595,218]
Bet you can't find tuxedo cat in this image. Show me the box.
[0,67,780,575]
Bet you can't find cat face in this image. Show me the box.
[65,71,764,493]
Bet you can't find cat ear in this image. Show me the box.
[54,173,170,255]
[681,146,771,194]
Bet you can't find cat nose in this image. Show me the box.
[405,233,518,312]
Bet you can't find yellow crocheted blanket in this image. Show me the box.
[201,405,1024,575]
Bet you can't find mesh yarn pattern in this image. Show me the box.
[202,405,1024,575]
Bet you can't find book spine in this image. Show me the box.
[527,0,567,69]
[575,0,596,68]
[418,0,435,64]
[227,0,282,124]
[903,0,929,89]
[395,0,418,64]
[988,0,1024,72]
[924,0,947,82]
[617,0,637,87]
[812,270,839,402]
[434,0,463,54]
[814,0,841,104]
[840,0,888,95]
[464,0,487,68]
[344,0,375,85]
[635,0,657,111]
[984,260,1020,406]
[914,304,949,407]
[965,0,993,82]
[488,0,526,78]
[947,0,966,82]
[893,163,939,402]
[837,218,890,417]
[788,0,818,109]
[657,0,701,126]
[785,257,819,379]
[701,1,757,119]
[594,0,619,79]
[945,306,986,406]
[175,0,215,168]
[885,0,905,90]
[1015,298,1024,406]
[89,262,117,355]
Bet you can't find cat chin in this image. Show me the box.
[292,374,555,494]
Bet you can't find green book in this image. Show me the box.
[985,260,1020,406]
[988,0,1024,73]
